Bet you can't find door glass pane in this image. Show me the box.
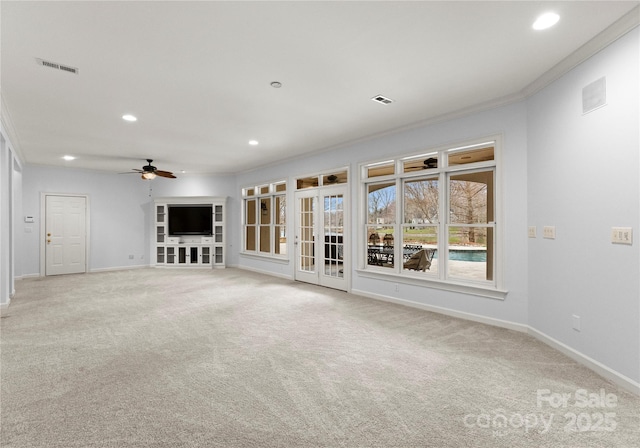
[323,194,344,278]
[299,197,315,272]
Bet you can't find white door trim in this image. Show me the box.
[40,193,90,276]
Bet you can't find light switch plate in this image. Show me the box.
[572,314,581,331]
[611,227,633,245]
[528,226,537,238]
[543,226,556,239]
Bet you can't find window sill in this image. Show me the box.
[240,252,289,264]
[355,268,508,300]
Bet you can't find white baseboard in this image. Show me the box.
[351,288,529,333]
[15,273,40,280]
[352,288,639,396]
[528,327,640,396]
[236,265,293,281]
[89,264,149,273]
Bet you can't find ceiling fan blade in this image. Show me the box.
[155,170,176,179]
[118,169,143,174]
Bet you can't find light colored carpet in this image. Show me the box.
[1,268,638,448]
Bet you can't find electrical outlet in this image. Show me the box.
[394,283,399,292]
[128,254,134,260]
[611,227,633,245]
[572,314,581,332]
[528,226,537,238]
[543,226,556,239]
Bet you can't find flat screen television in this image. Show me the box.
[168,205,213,236]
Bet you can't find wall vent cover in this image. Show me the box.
[371,95,394,105]
[36,58,79,75]
[582,77,606,114]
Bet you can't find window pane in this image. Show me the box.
[297,176,319,189]
[323,171,348,185]
[403,156,438,173]
[259,186,270,194]
[260,198,271,224]
[246,199,256,225]
[366,226,395,268]
[245,226,256,251]
[275,183,286,192]
[404,178,438,224]
[448,145,494,166]
[448,226,492,281]
[401,225,438,274]
[245,188,255,197]
[275,196,286,225]
[449,171,493,224]
[366,162,394,178]
[275,226,286,255]
[259,226,270,253]
[367,182,396,225]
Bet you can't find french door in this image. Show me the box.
[294,185,348,291]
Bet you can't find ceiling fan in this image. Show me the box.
[123,159,176,180]
[422,157,438,169]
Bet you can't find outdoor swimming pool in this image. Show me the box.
[432,249,487,262]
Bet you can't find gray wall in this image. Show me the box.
[527,28,640,383]
[19,166,236,275]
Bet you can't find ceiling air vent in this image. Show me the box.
[371,95,394,105]
[35,58,79,75]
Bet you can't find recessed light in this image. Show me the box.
[270,81,282,88]
[249,140,259,146]
[62,155,75,161]
[533,12,560,30]
[122,114,137,122]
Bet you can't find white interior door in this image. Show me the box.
[294,185,348,291]
[45,195,87,276]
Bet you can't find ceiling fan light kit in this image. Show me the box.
[121,159,176,180]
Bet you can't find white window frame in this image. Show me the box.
[357,136,506,299]
[241,180,287,259]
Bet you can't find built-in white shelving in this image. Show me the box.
[153,197,226,268]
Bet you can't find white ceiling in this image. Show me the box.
[2,1,638,175]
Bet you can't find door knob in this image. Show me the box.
[47,239,51,243]
[47,233,51,236]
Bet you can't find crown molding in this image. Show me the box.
[0,94,25,166]
[522,5,640,98]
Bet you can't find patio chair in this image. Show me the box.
[403,249,433,271]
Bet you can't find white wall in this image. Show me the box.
[11,24,639,391]
[235,101,530,325]
[527,28,640,383]
[19,166,237,275]
[20,165,151,275]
